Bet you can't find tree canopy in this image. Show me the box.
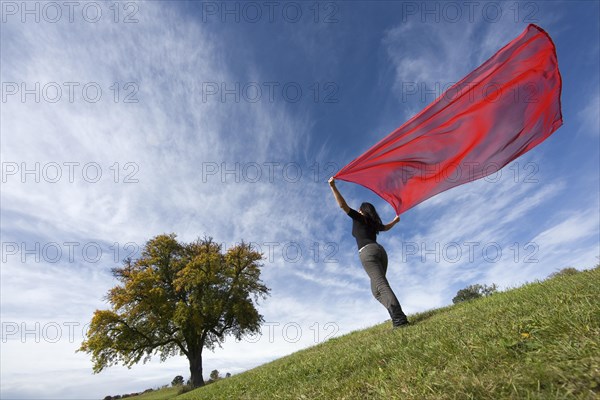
[79,234,269,387]
[452,283,498,304]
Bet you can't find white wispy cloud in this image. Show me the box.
[577,93,600,137]
[0,3,347,398]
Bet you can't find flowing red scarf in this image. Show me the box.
[335,24,563,215]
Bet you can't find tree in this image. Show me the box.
[79,234,269,388]
[452,283,498,304]
[171,375,184,386]
[547,267,580,279]
[209,369,220,381]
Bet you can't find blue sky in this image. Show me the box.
[1,1,598,398]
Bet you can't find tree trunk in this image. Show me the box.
[188,349,205,388]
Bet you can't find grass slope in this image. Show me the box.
[130,387,181,400]
[175,268,599,399]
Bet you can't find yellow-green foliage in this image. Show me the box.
[79,234,269,387]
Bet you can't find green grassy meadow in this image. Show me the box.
[127,267,600,399]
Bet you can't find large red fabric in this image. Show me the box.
[335,24,563,215]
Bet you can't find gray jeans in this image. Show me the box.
[359,243,401,310]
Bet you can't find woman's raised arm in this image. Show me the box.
[382,215,400,231]
[328,177,350,213]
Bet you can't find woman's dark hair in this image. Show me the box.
[359,202,383,234]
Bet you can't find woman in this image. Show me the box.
[328,177,409,328]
